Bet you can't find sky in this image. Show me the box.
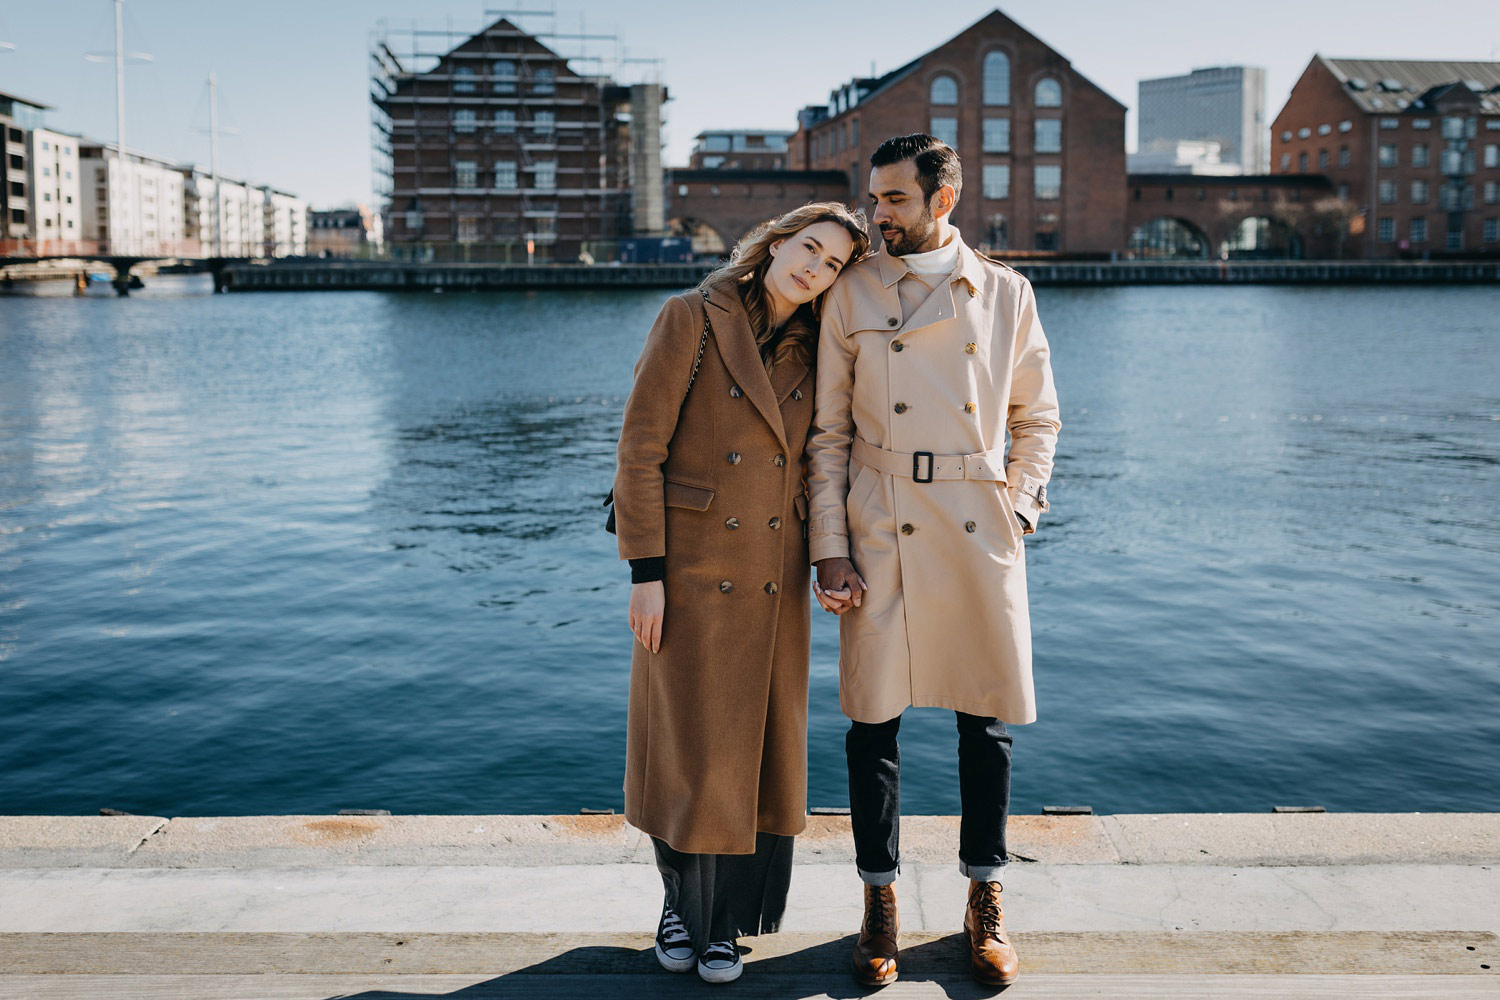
[2,1,1497,208]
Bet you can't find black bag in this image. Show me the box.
[604,290,712,535]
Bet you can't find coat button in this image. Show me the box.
[792,389,803,400]
[968,285,978,298]
[964,402,977,414]
[893,403,908,414]
[965,343,978,354]
[965,521,977,533]
[725,517,739,529]
[901,523,915,535]
[720,581,734,593]
[773,454,786,467]
[768,517,782,530]
[891,341,904,352]
[887,317,898,327]
[728,452,741,464]
[764,582,779,595]
[730,386,742,398]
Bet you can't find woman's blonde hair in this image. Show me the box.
[699,201,871,370]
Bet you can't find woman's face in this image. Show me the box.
[766,221,856,308]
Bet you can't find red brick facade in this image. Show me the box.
[666,169,850,251]
[1271,56,1500,258]
[788,10,1126,256]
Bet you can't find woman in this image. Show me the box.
[612,203,869,983]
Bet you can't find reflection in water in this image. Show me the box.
[2,280,1498,816]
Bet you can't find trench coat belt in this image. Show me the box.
[852,435,1008,483]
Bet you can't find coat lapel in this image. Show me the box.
[705,284,788,450]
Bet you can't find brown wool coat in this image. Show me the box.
[613,285,815,856]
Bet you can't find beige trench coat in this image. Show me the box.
[613,286,815,855]
[806,241,1060,724]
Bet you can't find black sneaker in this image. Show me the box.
[654,906,694,972]
[698,939,743,983]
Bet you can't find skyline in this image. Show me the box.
[2,1,1498,208]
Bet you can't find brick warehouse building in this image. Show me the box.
[1273,56,1500,258]
[788,9,1127,256]
[372,17,665,262]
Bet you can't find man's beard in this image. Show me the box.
[880,205,937,256]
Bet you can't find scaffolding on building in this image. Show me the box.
[369,7,663,262]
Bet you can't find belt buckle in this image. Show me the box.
[912,451,935,484]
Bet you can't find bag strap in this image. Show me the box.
[685,288,711,398]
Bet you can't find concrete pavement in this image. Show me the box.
[0,812,1495,998]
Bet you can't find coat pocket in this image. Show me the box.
[664,480,715,511]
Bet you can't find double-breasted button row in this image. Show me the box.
[720,580,779,595]
[901,520,980,534]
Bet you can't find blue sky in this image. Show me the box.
[2,1,1496,208]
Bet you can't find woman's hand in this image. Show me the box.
[629,581,665,653]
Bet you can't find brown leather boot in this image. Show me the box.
[850,882,899,986]
[964,879,1019,986]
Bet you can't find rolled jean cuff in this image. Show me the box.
[857,863,900,886]
[959,860,1007,882]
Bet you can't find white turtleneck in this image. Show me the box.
[899,225,962,276]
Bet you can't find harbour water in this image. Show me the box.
[2,275,1497,817]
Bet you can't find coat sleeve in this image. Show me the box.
[1005,277,1061,534]
[613,294,699,561]
[805,291,857,563]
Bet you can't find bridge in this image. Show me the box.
[1,240,251,295]
[1124,174,1343,260]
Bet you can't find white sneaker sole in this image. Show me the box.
[654,943,695,973]
[698,958,744,983]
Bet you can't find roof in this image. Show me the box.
[0,89,53,111]
[667,168,849,185]
[1319,56,1500,114]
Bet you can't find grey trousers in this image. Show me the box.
[652,832,795,953]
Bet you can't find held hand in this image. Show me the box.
[812,579,850,615]
[814,557,867,614]
[628,581,665,653]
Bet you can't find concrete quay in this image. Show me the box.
[218,258,1500,292]
[0,812,1495,998]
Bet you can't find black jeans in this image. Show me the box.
[846,711,1012,884]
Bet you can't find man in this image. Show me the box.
[806,133,1059,987]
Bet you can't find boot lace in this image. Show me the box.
[970,881,1005,937]
[865,885,897,937]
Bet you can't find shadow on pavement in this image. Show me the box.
[331,933,1009,999]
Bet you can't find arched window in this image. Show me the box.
[983,52,1011,106]
[930,74,958,105]
[1035,77,1062,107]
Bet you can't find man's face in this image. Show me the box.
[868,160,938,256]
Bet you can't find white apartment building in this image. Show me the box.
[263,187,307,257]
[182,167,307,257]
[26,128,84,251]
[1139,66,1269,174]
[79,142,186,255]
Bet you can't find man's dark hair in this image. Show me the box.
[869,133,963,203]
